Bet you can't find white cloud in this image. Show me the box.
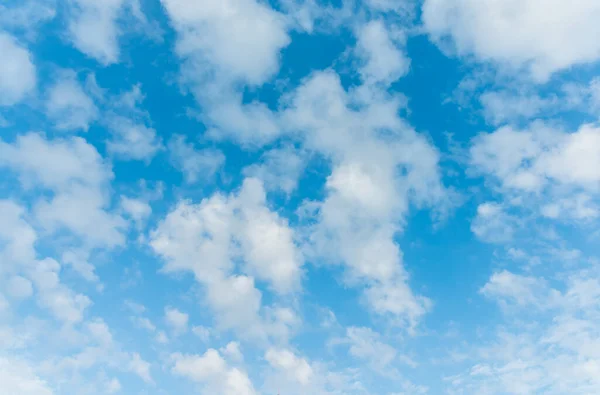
[0,0,56,39]
[45,70,98,131]
[66,0,146,65]
[128,352,153,384]
[221,341,244,363]
[236,178,304,294]
[470,122,600,223]
[161,0,291,146]
[120,196,152,226]
[0,357,53,395]
[0,200,37,266]
[162,0,290,86]
[471,202,515,244]
[0,32,36,106]
[355,20,410,85]
[192,325,211,342]
[479,90,555,125]
[480,270,554,308]
[164,306,188,334]
[265,348,314,386]
[29,258,92,323]
[284,70,448,328]
[106,116,162,161]
[150,178,303,339]
[6,275,34,300]
[0,133,127,248]
[168,135,224,183]
[422,0,600,81]
[342,327,399,373]
[171,349,257,395]
[243,145,306,194]
[451,266,600,394]
[105,85,162,161]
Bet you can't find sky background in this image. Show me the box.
[1,0,600,394]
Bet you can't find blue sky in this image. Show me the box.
[1,0,600,394]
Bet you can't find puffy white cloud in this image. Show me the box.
[262,347,365,395]
[29,258,92,323]
[0,32,36,106]
[171,349,257,395]
[0,357,53,395]
[470,122,600,223]
[422,0,600,81]
[479,90,555,126]
[67,0,144,65]
[470,202,516,244]
[0,200,37,266]
[120,196,152,225]
[105,85,162,161]
[160,0,291,146]
[162,0,290,86]
[342,327,399,373]
[243,145,306,194]
[0,133,126,248]
[164,306,188,334]
[6,275,34,300]
[265,348,314,386]
[45,70,98,131]
[481,270,553,308]
[236,178,304,294]
[285,70,448,328]
[106,116,162,161]
[221,341,243,363]
[150,178,303,340]
[128,352,153,384]
[355,20,410,85]
[168,135,224,183]
[0,0,56,38]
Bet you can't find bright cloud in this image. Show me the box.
[2,0,600,394]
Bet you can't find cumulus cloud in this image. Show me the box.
[171,349,257,395]
[104,84,162,161]
[164,306,189,334]
[160,0,291,146]
[0,32,36,106]
[168,135,224,183]
[150,178,303,340]
[0,357,53,395]
[470,122,600,223]
[355,20,410,85]
[422,0,600,81]
[45,70,98,132]
[284,70,449,328]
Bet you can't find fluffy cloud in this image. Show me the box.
[0,133,127,250]
[0,357,53,395]
[285,70,448,328]
[243,145,306,194]
[67,0,131,64]
[171,349,256,395]
[470,122,600,222]
[0,32,36,106]
[150,178,303,340]
[45,70,98,132]
[161,0,290,85]
[168,135,224,183]
[451,265,600,394]
[160,0,291,146]
[422,0,600,81]
[164,306,189,334]
[104,84,162,161]
[355,20,410,85]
